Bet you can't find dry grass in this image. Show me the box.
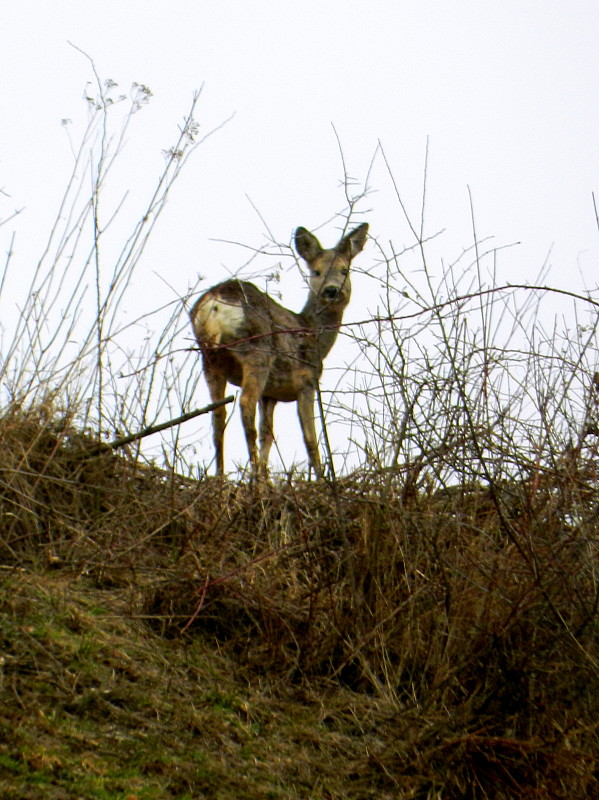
[1,406,597,799]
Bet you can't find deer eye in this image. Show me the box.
[341,268,349,276]
[313,270,321,277]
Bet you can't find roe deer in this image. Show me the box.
[190,222,369,477]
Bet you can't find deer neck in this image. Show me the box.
[299,297,347,359]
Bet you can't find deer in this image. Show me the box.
[190,222,369,478]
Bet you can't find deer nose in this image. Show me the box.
[322,285,339,300]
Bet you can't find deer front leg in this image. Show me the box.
[297,384,323,479]
[240,364,270,476]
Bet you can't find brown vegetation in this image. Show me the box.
[0,405,597,799]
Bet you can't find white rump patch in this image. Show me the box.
[193,295,245,344]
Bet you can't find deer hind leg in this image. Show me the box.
[297,384,323,479]
[240,362,270,476]
[259,396,277,475]
[203,359,228,475]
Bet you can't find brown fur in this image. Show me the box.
[190,223,369,477]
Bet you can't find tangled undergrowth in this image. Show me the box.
[0,406,597,799]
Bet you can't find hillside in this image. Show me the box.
[0,408,597,799]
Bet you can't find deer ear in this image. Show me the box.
[295,227,322,263]
[336,223,369,260]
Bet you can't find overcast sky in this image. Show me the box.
[1,1,598,473]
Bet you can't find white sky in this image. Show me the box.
[1,1,598,474]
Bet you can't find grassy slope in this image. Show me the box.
[0,410,598,799]
[0,571,380,800]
